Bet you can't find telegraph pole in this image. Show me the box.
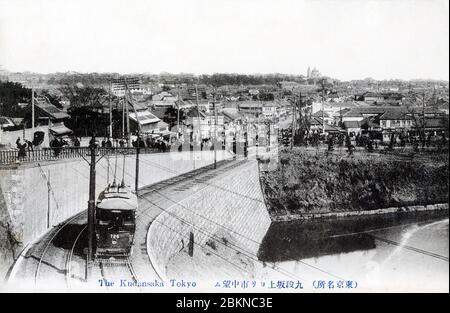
[126,85,142,194]
[291,97,296,149]
[31,87,35,138]
[109,80,112,139]
[86,135,96,281]
[298,92,303,129]
[422,92,426,144]
[213,91,217,169]
[195,84,202,145]
[47,170,50,229]
[321,81,325,135]
[125,83,130,147]
[135,132,140,193]
[177,85,181,139]
[122,98,125,142]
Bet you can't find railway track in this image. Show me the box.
[138,158,235,196]
[11,155,250,290]
[97,257,142,291]
[33,211,87,289]
[65,225,87,289]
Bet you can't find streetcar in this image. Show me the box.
[94,184,137,259]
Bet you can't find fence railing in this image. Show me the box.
[0,146,162,165]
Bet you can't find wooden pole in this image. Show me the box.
[213,91,217,169]
[177,85,180,139]
[31,87,35,139]
[291,98,296,149]
[47,170,50,229]
[125,83,130,147]
[122,98,125,142]
[86,135,96,281]
[109,80,112,139]
[127,88,142,194]
[195,85,201,145]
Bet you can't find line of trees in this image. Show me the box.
[0,81,31,117]
[39,73,313,87]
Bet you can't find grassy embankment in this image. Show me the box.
[260,149,449,218]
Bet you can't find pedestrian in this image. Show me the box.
[17,142,27,159]
[346,135,354,155]
[367,140,374,152]
[327,135,334,151]
[51,138,61,157]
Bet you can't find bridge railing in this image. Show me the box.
[0,146,162,165]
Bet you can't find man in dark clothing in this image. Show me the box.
[18,142,27,159]
[327,135,334,151]
[367,140,374,152]
[345,135,354,155]
[51,138,61,157]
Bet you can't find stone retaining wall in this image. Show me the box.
[147,160,272,281]
[0,150,232,279]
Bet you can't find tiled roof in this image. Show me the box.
[34,97,70,120]
[379,109,410,120]
[312,110,331,117]
[129,110,160,125]
[343,121,361,128]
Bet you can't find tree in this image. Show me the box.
[0,81,31,117]
[58,84,107,109]
[60,85,109,137]
[66,106,109,137]
[405,92,430,149]
[163,106,186,129]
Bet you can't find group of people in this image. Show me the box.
[50,137,70,157]
[15,137,33,159]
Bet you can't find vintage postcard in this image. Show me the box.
[0,0,448,299]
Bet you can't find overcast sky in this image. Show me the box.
[0,0,448,81]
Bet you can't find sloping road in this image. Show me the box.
[6,156,250,291]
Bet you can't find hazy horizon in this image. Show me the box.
[1,0,448,81]
[1,68,449,83]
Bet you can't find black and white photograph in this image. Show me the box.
[0,0,448,297]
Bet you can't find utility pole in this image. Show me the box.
[177,85,181,139]
[298,92,302,131]
[291,97,296,149]
[126,86,142,194]
[109,80,112,139]
[86,134,96,281]
[122,98,125,142]
[31,87,35,138]
[135,132,140,193]
[321,81,325,136]
[422,92,426,144]
[125,83,130,147]
[195,84,202,146]
[47,170,50,229]
[213,91,217,169]
[257,95,261,157]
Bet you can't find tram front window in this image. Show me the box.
[97,210,134,232]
